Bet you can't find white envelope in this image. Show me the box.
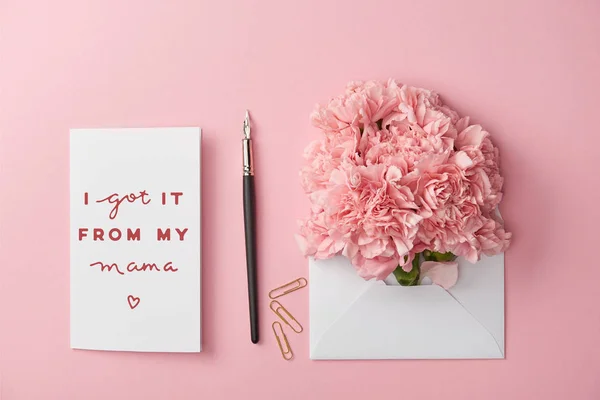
[310,254,504,359]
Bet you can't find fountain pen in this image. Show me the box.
[242,110,259,344]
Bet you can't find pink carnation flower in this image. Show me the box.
[454,121,505,212]
[383,85,458,135]
[363,119,454,170]
[300,164,421,279]
[311,79,401,134]
[298,80,511,285]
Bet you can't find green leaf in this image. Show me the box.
[393,256,421,286]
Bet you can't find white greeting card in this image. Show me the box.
[70,128,201,352]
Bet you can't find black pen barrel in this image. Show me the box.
[243,174,259,344]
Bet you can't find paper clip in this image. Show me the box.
[269,300,303,333]
[268,277,307,299]
[272,321,293,360]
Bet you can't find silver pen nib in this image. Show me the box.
[243,110,251,139]
[242,110,253,176]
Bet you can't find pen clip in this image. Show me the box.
[269,300,303,334]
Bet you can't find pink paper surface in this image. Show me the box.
[1,0,599,399]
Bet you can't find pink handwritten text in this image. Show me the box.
[90,260,179,275]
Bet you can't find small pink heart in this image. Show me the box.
[127,295,140,310]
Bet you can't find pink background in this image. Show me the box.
[1,0,599,399]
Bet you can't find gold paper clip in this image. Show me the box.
[269,300,303,333]
[268,277,307,299]
[272,321,293,360]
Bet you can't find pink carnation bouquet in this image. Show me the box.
[297,80,511,289]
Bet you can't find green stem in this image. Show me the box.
[392,255,421,286]
[392,250,457,286]
[423,250,456,262]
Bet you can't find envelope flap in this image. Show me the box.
[448,254,505,353]
[309,257,380,348]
